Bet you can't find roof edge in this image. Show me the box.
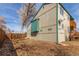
[59,3,74,20]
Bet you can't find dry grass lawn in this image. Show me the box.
[11,38,79,56]
[1,38,79,56]
[12,38,60,56]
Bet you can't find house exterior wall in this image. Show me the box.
[27,4,57,42]
[58,4,70,43]
[27,3,70,43]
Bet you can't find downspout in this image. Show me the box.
[56,3,58,44]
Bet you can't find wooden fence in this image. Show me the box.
[7,33,27,39]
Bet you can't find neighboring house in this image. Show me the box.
[27,3,74,43]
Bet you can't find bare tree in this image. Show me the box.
[0,16,10,33]
[18,3,37,29]
[0,16,6,29]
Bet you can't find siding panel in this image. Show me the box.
[30,4,57,42]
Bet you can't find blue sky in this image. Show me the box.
[0,3,22,32]
[0,3,79,32]
[0,3,42,32]
[64,3,79,31]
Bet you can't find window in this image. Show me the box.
[31,18,39,36]
[58,20,61,26]
[60,6,64,16]
[68,27,70,32]
[48,28,52,31]
[31,18,39,33]
[67,15,70,20]
[62,24,64,29]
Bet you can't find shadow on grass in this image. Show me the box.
[0,32,17,56]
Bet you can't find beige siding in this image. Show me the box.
[27,4,57,42]
[58,4,70,43]
[32,33,57,42]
